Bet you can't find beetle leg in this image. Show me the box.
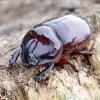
[59,58,93,74]
[59,58,78,72]
[70,39,95,56]
[9,49,20,66]
[70,49,94,56]
[36,63,54,81]
[77,51,93,56]
[89,39,95,52]
[79,40,95,65]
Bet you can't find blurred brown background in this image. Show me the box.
[0,0,97,36]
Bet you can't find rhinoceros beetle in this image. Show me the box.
[2,15,94,81]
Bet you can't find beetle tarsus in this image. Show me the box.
[9,49,20,66]
[89,39,95,52]
[36,63,54,81]
[78,51,94,56]
[79,39,95,56]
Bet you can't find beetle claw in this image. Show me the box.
[35,75,42,82]
[9,60,13,66]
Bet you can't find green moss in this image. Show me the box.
[96,16,99,23]
[56,93,68,100]
[97,95,100,100]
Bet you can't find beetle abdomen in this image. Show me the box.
[43,15,91,49]
[56,16,91,45]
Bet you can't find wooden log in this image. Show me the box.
[0,15,100,100]
[88,13,100,78]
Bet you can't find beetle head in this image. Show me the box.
[20,38,39,67]
[20,30,39,67]
[20,30,50,68]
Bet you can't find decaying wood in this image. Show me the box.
[0,1,100,100]
[88,13,100,78]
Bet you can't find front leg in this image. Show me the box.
[0,49,20,70]
[9,49,20,66]
[36,63,54,81]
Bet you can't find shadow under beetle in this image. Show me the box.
[4,15,95,81]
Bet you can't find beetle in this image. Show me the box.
[2,15,94,81]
